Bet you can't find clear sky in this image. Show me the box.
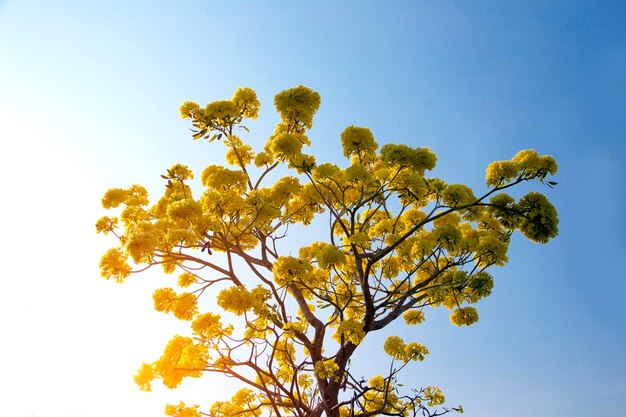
[1,1,625,416]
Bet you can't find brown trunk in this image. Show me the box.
[322,383,341,417]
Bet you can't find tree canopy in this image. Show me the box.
[97,85,558,417]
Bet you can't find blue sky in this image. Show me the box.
[1,1,624,416]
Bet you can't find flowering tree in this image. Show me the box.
[97,86,558,417]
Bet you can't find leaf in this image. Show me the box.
[240,125,250,132]
[160,174,169,180]
[193,129,207,140]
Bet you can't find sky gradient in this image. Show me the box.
[1,1,625,417]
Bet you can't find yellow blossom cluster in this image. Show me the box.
[486,149,558,186]
[282,320,308,338]
[332,318,365,345]
[441,184,476,207]
[517,192,559,243]
[210,388,262,417]
[380,144,437,174]
[313,359,340,380]
[202,165,248,192]
[272,256,313,286]
[340,126,378,158]
[135,336,207,390]
[191,312,232,341]
[383,336,429,362]
[98,247,132,282]
[153,288,198,321]
[179,88,260,139]
[217,285,268,315]
[403,310,426,325]
[177,272,197,288]
[424,386,446,407]
[274,85,320,131]
[362,375,402,413]
[449,307,479,326]
[232,88,261,119]
[95,215,118,235]
[266,133,303,161]
[164,402,201,417]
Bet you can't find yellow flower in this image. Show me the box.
[217,286,257,315]
[154,336,207,389]
[424,386,445,406]
[282,320,307,338]
[316,244,346,270]
[231,388,257,407]
[403,310,425,325]
[165,401,201,417]
[205,100,240,122]
[272,256,312,286]
[401,208,427,227]
[210,401,234,417]
[177,272,197,288]
[465,272,494,302]
[442,184,475,207]
[101,188,128,209]
[201,165,248,192]
[405,342,429,361]
[232,87,260,119]
[340,126,377,158]
[99,247,132,282]
[450,307,479,326]
[368,375,387,390]
[253,151,274,167]
[125,223,158,263]
[133,363,154,392]
[344,231,371,247]
[95,216,118,235]
[168,163,194,180]
[274,85,321,130]
[166,199,202,223]
[270,176,301,203]
[383,336,406,360]
[312,163,340,179]
[345,163,372,182]
[487,193,519,229]
[513,149,542,170]
[192,312,231,340]
[125,184,149,206]
[153,288,198,321]
[267,133,303,160]
[517,192,559,243]
[313,359,339,379]
[179,101,200,119]
[485,160,519,186]
[476,234,509,267]
[225,141,255,167]
[380,144,437,173]
[433,223,462,251]
[381,257,400,279]
[333,318,365,345]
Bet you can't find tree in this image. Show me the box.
[97,85,558,417]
